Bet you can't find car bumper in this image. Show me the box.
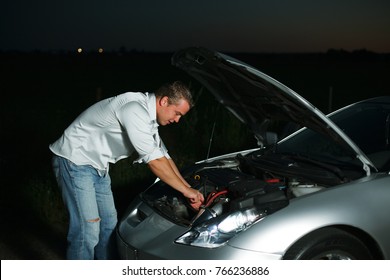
[115,196,283,260]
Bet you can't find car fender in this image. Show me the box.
[227,173,390,258]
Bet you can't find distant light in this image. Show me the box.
[77,48,83,53]
[98,48,104,53]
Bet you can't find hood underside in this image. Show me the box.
[172,47,375,172]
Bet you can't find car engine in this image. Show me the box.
[142,151,340,226]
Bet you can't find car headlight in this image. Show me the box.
[175,207,266,248]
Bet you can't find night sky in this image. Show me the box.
[1,0,389,53]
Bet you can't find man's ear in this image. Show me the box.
[160,96,169,106]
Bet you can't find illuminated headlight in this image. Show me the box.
[175,208,266,248]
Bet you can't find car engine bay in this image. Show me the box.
[141,146,366,227]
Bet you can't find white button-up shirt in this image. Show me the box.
[49,92,170,173]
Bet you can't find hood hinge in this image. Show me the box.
[357,154,371,176]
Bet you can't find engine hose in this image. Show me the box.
[205,189,228,207]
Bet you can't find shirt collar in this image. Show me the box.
[147,92,158,127]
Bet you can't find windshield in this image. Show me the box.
[278,98,390,171]
[278,129,356,163]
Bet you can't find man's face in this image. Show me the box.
[156,96,190,126]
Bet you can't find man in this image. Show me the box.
[50,81,204,260]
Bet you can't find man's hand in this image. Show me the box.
[183,187,204,211]
[148,157,204,210]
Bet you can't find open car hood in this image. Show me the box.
[172,47,376,174]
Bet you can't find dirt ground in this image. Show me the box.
[0,197,67,260]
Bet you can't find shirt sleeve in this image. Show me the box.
[116,101,171,164]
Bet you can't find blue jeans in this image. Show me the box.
[52,155,117,259]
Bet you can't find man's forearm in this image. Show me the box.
[148,157,204,208]
[167,158,191,188]
[147,157,191,195]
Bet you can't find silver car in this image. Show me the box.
[116,47,390,260]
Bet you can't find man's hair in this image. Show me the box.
[155,81,194,108]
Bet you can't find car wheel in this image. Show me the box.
[283,227,373,260]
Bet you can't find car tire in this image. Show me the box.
[283,227,373,260]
